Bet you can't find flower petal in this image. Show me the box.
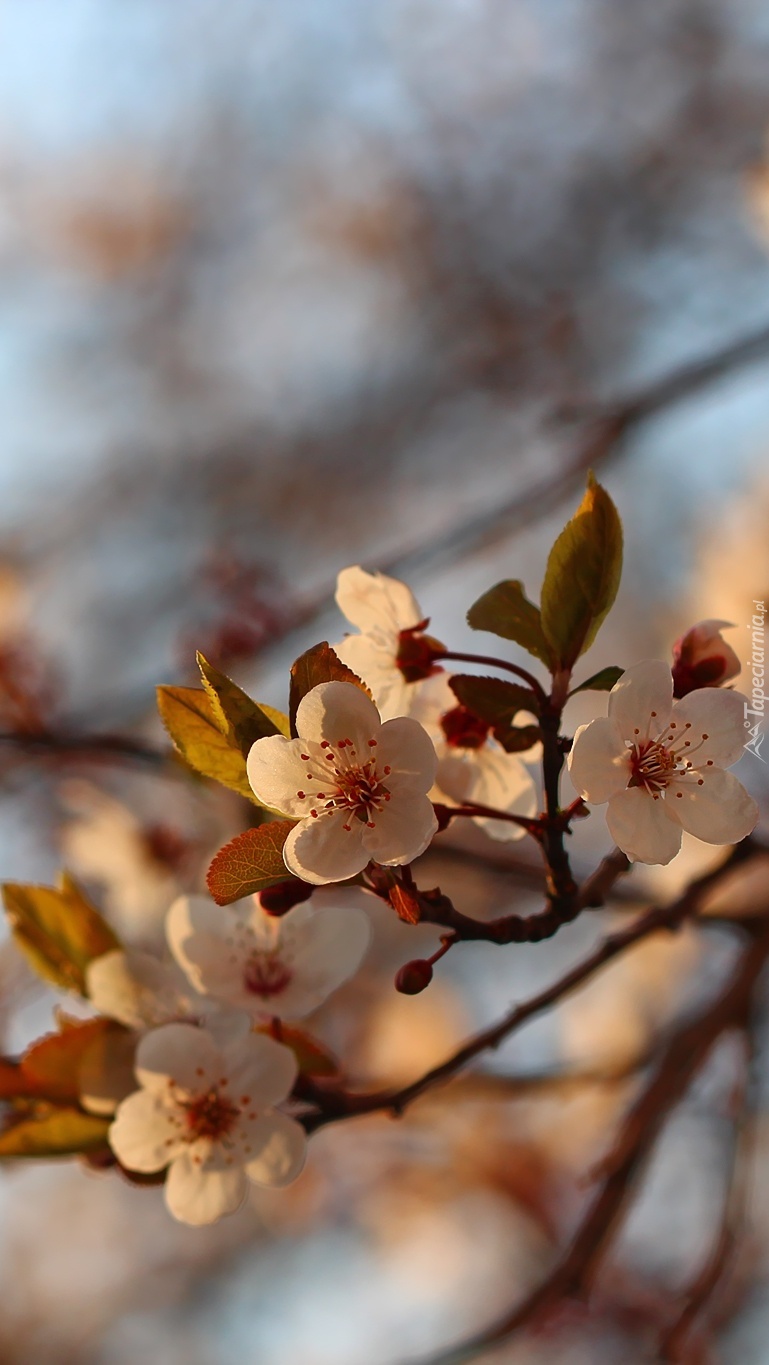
[608,660,673,741]
[666,767,758,846]
[283,812,368,885]
[294,681,381,751]
[668,687,752,769]
[438,746,537,843]
[108,1089,185,1171]
[335,565,422,635]
[567,718,629,804]
[165,1151,247,1225]
[285,904,370,1014]
[377,716,438,792]
[246,735,327,815]
[245,1111,307,1188]
[221,1032,298,1108]
[362,793,438,864]
[606,787,683,865]
[135,1023,222,1094]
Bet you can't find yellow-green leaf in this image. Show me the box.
[196,653,290,752]
[207,821,299,905]
[467,581,554,668]
[0,1106,110,1158]
[540,474,623,669]
[570,665,624,696]
[2,875,120,994]
[289,643,372,736]
[157,684,256,801]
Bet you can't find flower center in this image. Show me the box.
[628,716,712,798]
[396,620,443,683]
[296,737,393,832]
[440,705,491,750]
[243,951,293,998]
[183,1088,240,1141]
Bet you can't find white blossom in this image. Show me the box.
[108,1023,305,1225]
[333,565,451,722]
[422,701,538,842]
[568,659,758,865]
[247,681,438,885]
[166,893,370,1018]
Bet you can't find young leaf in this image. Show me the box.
[157,684,257,801]
[0,1106,110,1158]
[2,875,120,994]
[540,474,623,669]
[449,675,541,752]
[289,643,371,736]
[207,821,300,905]
[570,665,624,696]
[196,653,290,753]
[467,581,554,668]
[0,1016,125,1104]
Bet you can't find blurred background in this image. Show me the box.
[2,1,769,1361]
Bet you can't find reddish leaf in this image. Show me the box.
[207,821,298,905]
[389,882,422,925]
[0,1016,125,1104]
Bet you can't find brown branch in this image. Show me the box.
[0,730,169,770]
[299,840,759,1133]
[413,923,769,1365]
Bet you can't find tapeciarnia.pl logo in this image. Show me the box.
[745,599,766,761]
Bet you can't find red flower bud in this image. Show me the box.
[395,620,444,683]
[395,959,433,995]
[671,620,740,698]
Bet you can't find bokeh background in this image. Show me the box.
[2,2,769,1361]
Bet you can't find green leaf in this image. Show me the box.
[2,875,120,994]
[570,665,624,696]
[157,684,256,801]
[540,473,623,669]
[196,653,290,752]
[467,580,554,668]
[0,1106,110,1158]
[289,643,372,737]
[0,1016,125,1104]
[449,675,541,752]
[207,821,300,905]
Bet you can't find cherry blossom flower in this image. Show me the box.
[108,1022,305,1225]
[333,565,451,722]
[247,681,438,885]
[672,619,741,697]
[427,704,538,842]
[568,659,758,865]
[166,893,370,1018]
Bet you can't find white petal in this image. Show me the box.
[567,718,630,803]
[606,787,682,865]
[362,793,438,864]
[283,811,369,885]
[86,949,194,1029]
[666,767,758,845]
[245,1111,307,1188]
[608,660,673,741]
[335,565,422,634]
[283,904,370,1014]
[294,681,381,750]
[108,1089,185,1171]
[165,1151,247,1225]
[135,1023,222,1094]
[332,633,398,697]
[221,1032,298,1108]
[246,735,327,815]
[377,717,438,791]
[668,688,752,769]
[166,896,215,993]
[446,746,537,843]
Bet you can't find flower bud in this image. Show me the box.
[258,880,314,916]
[671,620,740,698]
[395,959,433,995]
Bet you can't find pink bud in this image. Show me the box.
[671,619,741,698]
[395,959,433,995]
